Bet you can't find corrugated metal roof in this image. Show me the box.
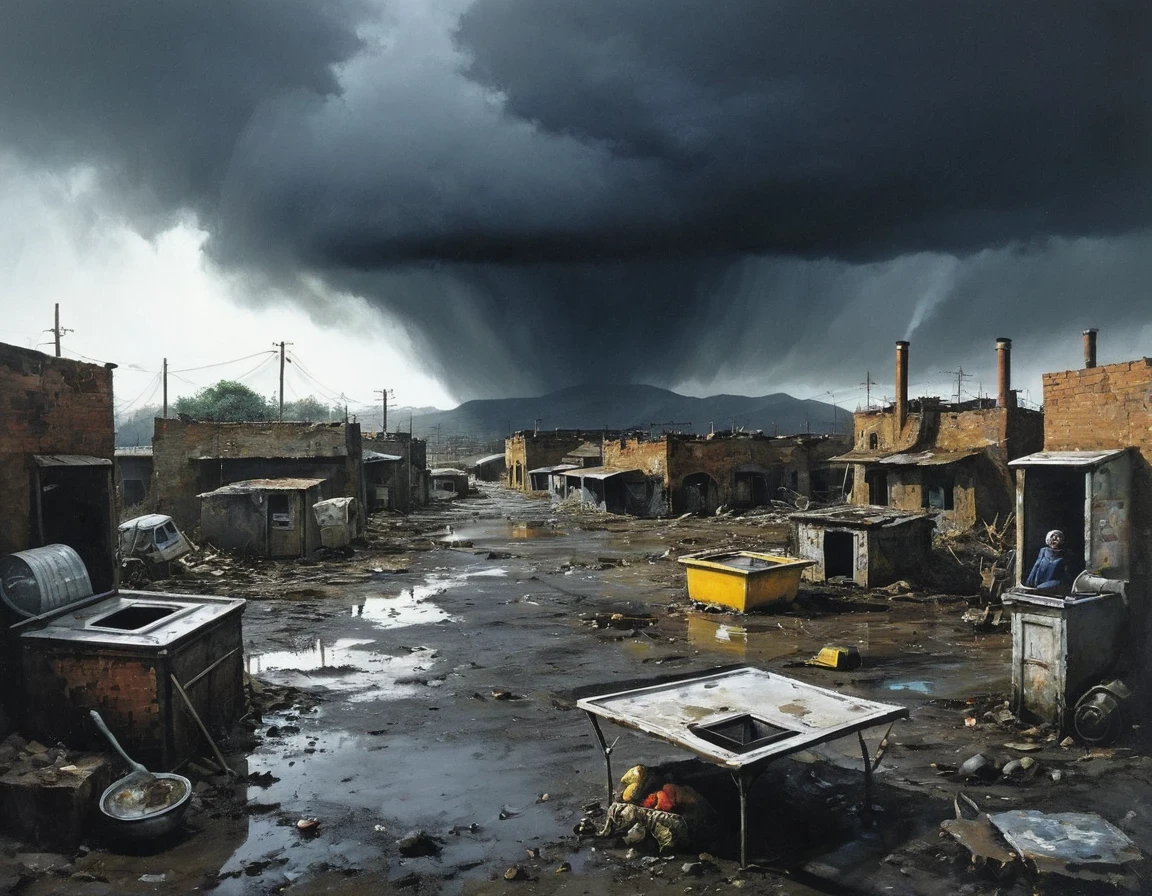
[198,477,326,497]
[33,454,112,467]
[114,446,153,457]
[430,468,466,476]
[562,466,646,481]
[828,449,897,463]
[529,464,579,475]
[1009,449,1129,468]
[879,447,985,466]
[791,505,933,529]
[363,450,403,463]
[473,453,505,466]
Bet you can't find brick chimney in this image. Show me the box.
[996,338,1012,408]
[1083,328,1098,369]
[895,341,909,430]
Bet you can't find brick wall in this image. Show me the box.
[1043,358,1152,584]
[504,431,591,491]
[152,419,363,532]
[1042,357,1152,705]
[0,344,115,555]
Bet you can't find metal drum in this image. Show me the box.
[0,545,93,618]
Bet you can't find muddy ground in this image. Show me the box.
[4,484,1150,895]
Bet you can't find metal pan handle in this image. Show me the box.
[89,710,150,776]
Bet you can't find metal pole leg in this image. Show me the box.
[858,731,872,811]
[733,770,750,869]
[585,712,614,806]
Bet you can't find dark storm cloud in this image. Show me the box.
[0,0,365,222]
[1,1,1149,397]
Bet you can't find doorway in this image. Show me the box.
[824,530,856,579]
[33,461,115,593]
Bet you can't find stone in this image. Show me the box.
[17,852,73,875]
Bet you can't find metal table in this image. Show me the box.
[576,666,908,866]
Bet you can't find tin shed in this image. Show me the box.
[199,478,327,558]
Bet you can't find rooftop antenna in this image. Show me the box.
[861,371,873,408]
[941,366,973,405]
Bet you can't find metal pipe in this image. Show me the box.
[996,338,1012,408]
[170,673,238,778]
[1083,328,1098,368]
[585,713,614,807]
[182,647,241,690]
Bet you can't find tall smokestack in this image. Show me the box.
[1083,328,1098,369]
[895,341,909,430]
[996,338,1012,409]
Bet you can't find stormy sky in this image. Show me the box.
[1,1,1150,406]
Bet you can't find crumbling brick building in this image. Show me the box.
[0,342,118,593]
[602,432,850,515]
[835,339,1044,530]
[505,430,601,491]
[151,419,366,534]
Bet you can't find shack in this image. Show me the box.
[199,478,328,558]
[429,468,469,499]
[560,467,664,516]
[362,432,429,511]
[506,430,607,491]
[469,453,506,482]
[792,506,934,588]
[363,450,404,511]
[152,419,366,534]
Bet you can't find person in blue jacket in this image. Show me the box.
[1024,529,1073,592]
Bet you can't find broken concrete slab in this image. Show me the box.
[0,754,112,849]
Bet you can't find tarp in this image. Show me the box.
[313,497,356,526]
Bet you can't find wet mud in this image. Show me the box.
[6,484,1150,895]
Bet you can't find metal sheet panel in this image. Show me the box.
[33,454,112,467]
[1009,449,1127,468]
[577,667,907,769]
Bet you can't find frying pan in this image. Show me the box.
[90,710,192,841]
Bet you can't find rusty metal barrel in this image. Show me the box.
[0,545,93,619]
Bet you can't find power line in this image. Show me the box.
[171,350,277,374]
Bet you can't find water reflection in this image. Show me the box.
[351,569,507,629]
[687,615,748,658]
[247,638,376,674]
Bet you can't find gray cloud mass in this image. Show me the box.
[0,1,1149,398]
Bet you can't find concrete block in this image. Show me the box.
[0,755,112,849]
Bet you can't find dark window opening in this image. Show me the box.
[922,469,955,510]
[866,469,889,506]
[268,494,293,529]
[868,433,879,450]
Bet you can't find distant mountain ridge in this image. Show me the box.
[398,384,846,441]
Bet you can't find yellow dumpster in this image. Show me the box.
[677,551,815,612]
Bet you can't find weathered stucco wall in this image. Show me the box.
[0,343,116,555]
[152,420,363,532]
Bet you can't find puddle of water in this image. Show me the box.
[881,679,936,695]
[247,640,440,700]
[685,613,801,663]
[247,638,376,675]
[350,569,506,630]
[510,521,563,539]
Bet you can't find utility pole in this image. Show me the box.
[942,366,973,405]
[375,388,395,435]
[49,304,73,357]
[275,341,293,422]
[162,358,168,418]
[861,371,873,408]
[825,392,838,434]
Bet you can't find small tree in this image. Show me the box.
[174,381,272,422]
[115,404,162,446]
[282,395,333,422]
